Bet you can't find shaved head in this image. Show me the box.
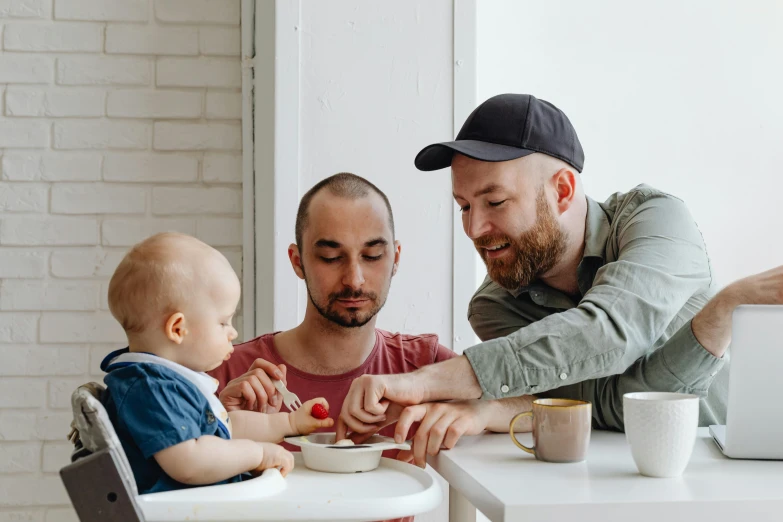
[295,172,394,252]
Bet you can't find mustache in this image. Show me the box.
[328,288,378,301]
[473,234,511,249]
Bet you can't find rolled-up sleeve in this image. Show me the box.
[560,319,726,430]
[465,194,712,400]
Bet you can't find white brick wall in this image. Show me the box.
[3,23,103,52]
[1,0,52,19]
[56,55,152,85]
[0,1,243,518]
[6,88,105,118]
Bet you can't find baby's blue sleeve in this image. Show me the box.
[116,374,208,459]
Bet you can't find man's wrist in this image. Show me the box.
[692,284,743,358]
[386,371,427,405]
[418,356,482,402]
[483,396,533,432]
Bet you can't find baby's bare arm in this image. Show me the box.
[229,410,297,443]
[229,398,334,442]
[154,436,264,485]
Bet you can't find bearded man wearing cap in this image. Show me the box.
[337,93,783,455]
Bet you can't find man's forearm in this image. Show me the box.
[414,356,482,402]
[693,264,783,358]
[484,396,535,433]
[691,284,742,358]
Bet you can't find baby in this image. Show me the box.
[101,232,333,494]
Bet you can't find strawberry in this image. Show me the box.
[311,403,329,420]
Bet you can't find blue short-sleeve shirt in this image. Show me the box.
[102,361,243,494]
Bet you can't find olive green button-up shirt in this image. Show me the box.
[465,185,727,430]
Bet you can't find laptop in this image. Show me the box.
[709,305,783,459]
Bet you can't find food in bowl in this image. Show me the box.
[333,438,355,446]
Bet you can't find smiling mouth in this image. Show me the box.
[481,243,512,259]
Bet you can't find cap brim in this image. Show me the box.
[414,140,536,171]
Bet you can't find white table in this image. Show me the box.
[139,454,442,521]
[429,428,783,522]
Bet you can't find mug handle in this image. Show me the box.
[509,411,534,454]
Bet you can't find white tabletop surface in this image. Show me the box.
[139,454,441,521]
[429,428,783,522]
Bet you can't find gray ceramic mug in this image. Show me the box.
[509,398,592,463]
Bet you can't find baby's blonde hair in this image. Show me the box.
[108,232,212,335]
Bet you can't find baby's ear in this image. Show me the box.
[165,312,187,344]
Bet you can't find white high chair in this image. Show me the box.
[60,383,442,522]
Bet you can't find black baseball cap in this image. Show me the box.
[414,93,584,173]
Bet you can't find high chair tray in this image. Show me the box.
[137,454,441,521]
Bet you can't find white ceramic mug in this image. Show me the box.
[623,392,700,477]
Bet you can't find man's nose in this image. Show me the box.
[466,208,491,240]
[342,260,366,288]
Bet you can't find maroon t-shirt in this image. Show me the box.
[210,329,457,444]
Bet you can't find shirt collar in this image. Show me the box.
[507,196,610,300]
[100,347,131,372]
[100,347,160,372]
[582,195,610,261]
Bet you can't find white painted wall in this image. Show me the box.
[477,0,783,287]
[0,1,243,519]
[280,1,456,346]
[298,6,456,516]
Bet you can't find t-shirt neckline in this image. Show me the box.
[264,330,382,382]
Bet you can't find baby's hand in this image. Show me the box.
[252,442,294,477]
[291,398,335,434]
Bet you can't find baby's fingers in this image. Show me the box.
[300,416,334,434]
[279,452,294,477]
[317,417,334,429]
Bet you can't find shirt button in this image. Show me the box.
[501,384,510,393]
[559,372,568,380]
[710,371,717,377]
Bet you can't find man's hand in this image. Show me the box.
[290,398,335,435]
[219,358,287,413]
[335,373,426,440]
[336,357,482,441]
[394,401,491,467]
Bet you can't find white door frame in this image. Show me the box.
[243,0,478,347]
[452,0,479,353]
[240,0,256,341]
[244,0,302,338]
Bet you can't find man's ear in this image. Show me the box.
[288,243,305,280]
[392,240,401,276]
[165,312,187,344]
[552,168,577,215]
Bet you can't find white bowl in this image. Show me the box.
[284,432,411,473]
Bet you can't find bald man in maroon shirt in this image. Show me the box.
[209,173,527,473]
